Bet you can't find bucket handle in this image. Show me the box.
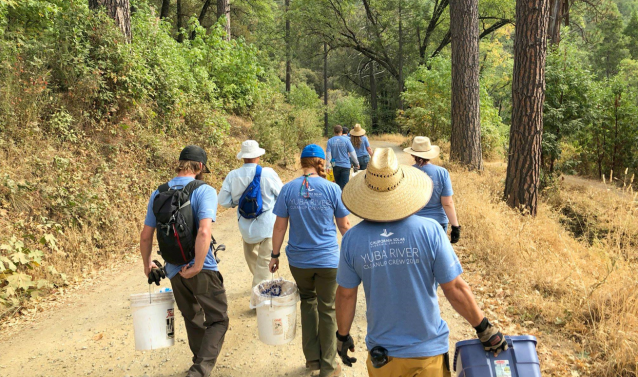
[452,336,514,372]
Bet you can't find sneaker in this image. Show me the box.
[306,360,321,371]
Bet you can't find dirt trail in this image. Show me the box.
[0,141,471,377]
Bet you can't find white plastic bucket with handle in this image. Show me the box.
[130,291,176,350]
[250,279,300,345]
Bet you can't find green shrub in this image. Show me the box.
[329,92,368,129]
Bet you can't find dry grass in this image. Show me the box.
[450,163,638,376]
[368,133,410,147]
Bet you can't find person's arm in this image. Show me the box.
[366,146,373,156]
[218,176,235,208]
[348,151,360,169]
[336,216,351,236]
[179,218,212,278]
[336,285,358,336]
[441,196,459,227]
[140,225,157,277]
[326,143,333,170]
[269,216,289,272]
[440,276,484,327]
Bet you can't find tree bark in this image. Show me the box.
[548,0,564,45]
[176,0,184,42]
[191,0,213,39]
[324,42,329,136]
[217,0,231,41]
[449,0,483,170]
[369,60,378,130]
[504,0,550,216]
[285,0,291,93]
[89,0,131,42]
[159,0,170,19]
[398,0,404,110]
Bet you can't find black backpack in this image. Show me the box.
[152,180,205,265]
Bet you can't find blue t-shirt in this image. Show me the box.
[352,136,371,157]
[337,216,462,358]
[273,176,350,269]
[144,176,219,279]
[414,164,453,224]
[326,136,356,168]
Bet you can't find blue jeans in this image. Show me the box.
[333,166,350,190]
[358,155,370,170]
[440,223,448,233]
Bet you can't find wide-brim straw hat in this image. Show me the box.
[403,136,440,160]
[342,148,433,222]
[236,140,266,159]
[350,124,366,136]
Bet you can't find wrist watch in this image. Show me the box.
[271,250,280,259]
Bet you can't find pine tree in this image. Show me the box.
[624,10,638,59]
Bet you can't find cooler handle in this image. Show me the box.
[452,336,514,373]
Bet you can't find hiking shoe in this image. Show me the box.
[306,360,320,371]
[327,364,341,377]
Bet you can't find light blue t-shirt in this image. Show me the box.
[326,136,356,168]
[337,215,463,358]
[352,135,371,157]
[273,176,350,269]
[144,176,219,279]
[414,164,453,225]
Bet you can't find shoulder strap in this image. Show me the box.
[158,183,170,193]
[183,179,206,197]
[254,165,262,181]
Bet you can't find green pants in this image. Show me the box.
[289,266,338,377]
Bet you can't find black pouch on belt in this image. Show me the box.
[370,346,390,368]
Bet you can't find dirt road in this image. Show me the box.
[0,141,472,377]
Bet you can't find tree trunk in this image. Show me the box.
[504,0,550,216]
[285,0,291,93]
[191,0,213,39]
[370,60,378,130]
[217,0,230,41]
[449,0,483,170]
[398,0,404,110]
[89,0,131,42]
[324,42,329,137]
[176,0,184,42]
[159,0,170,19]
[548,0,564,45]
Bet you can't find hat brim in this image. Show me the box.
[350,129,366,136]
[403,145,440,160]
[236,148,266,160]
[342,165,433,222]
[203,164,211,173]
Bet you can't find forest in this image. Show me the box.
[0,0,637,376]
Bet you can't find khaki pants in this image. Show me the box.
[242,238,273,288]
[366,353,451,377]
[170,270,229,377]
[289,266,338,377]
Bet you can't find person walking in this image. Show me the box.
[269,144,351,377]
[342,126,350,139]
[335,148,507,377]
[326,125,360,190]
[218,140,283,289]
[140,145,228,377]
[349,124,373,170]
[404,136,461,243]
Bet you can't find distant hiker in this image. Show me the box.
[336,148,507,377]
[326,125,360,190]
[140,145,228,377]
[404,137,461,243]
[349,124,373,170]
[218,140,283,289]
[342,126,350,139]
[269,144,352,377]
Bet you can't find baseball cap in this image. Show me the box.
[301,144,326,160]
[179,145,211,173]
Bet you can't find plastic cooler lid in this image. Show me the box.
[455,335,537,348]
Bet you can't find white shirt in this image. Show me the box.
[218,163,284,244]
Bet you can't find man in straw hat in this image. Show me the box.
[334,148,506,376]
[219,140,283,289]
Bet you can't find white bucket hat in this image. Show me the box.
[403,136,440,160]
[342,148,433,222]
[236,140,266,160]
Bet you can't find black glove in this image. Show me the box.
[148,260,166,286]
[336,332,357,367]
[450,225,461,244]
[475,318,508,356]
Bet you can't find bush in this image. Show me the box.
[329,92,368,129]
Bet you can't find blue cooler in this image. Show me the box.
[453,335,541,377]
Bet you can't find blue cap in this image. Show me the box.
[301,144,326,159]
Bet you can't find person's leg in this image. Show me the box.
[252,238,273,287]
[417,354,450,377]
[188,270,229,377]
[170,275,206,361]
[366,354,449,377]
[440,223,448,233]
[243,239,258,276]
[289,266,321,365]
[315,268,339,376]
[334,167,351,190]
[359,155,370,170]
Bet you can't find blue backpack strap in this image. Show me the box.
[254,165,262,181]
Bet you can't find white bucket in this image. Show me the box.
[130,291,176,351]
[250,279,300,345]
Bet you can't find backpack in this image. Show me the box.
[238,165,263,219]
[152,180,205,265]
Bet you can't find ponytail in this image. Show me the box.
[300,157,327,179]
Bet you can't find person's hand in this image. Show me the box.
[451,225,461,244]
[475,318,508,356]
[269,257,279,273]
[147,260,166,285]
[144,259,160,277]
[353,165,360,173]
[179,264,201,279]
[336,332,357,367]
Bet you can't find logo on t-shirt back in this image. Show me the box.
[380,229,394,238]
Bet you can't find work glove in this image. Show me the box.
[336,332,357,367]
[353,166,360,173]
[475,318,508,356]
[450,225,461,244]
[148,260,166,286]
